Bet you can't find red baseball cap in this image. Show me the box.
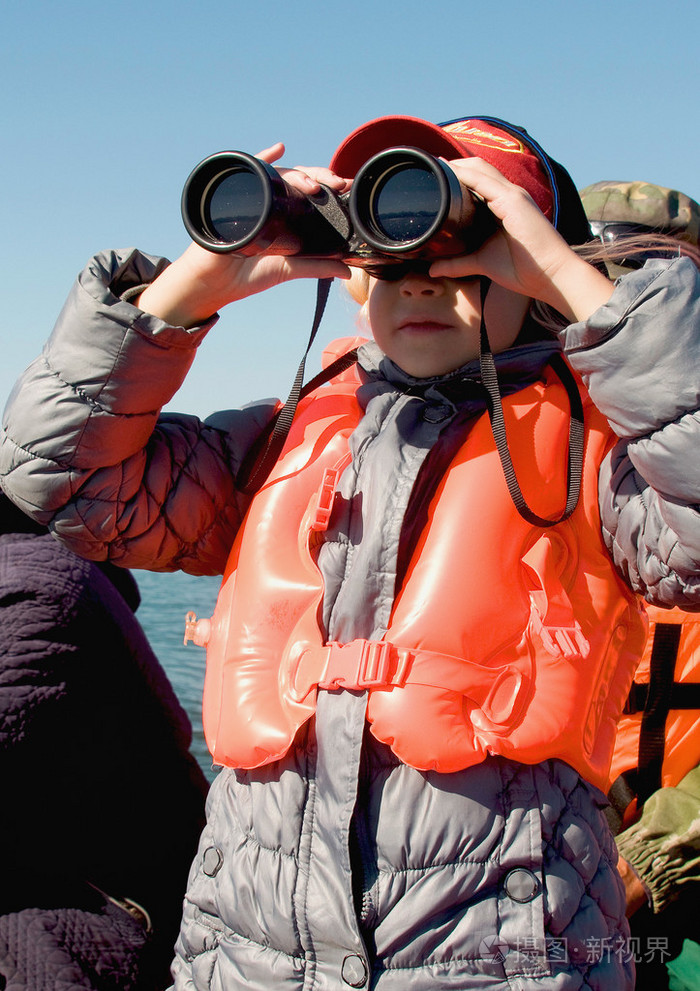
[330,115,555,221]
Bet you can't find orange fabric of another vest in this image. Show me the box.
[609,606,700,795]
[200,360,646,789]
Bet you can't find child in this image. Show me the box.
[2,115,700,990]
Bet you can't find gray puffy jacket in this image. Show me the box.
[2,250,700,989]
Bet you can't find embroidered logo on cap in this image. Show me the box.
[444,122,525,155]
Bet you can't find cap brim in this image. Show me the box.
[330,115,467,177]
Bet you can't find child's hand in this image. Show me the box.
[429,158,614,323]
[137,143,352,329]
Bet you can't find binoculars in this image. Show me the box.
[181,147,497,271]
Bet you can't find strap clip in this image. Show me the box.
[288,638,411,701]
[310,452,352,531]
[529,606,589,660]
[320,639,408,690]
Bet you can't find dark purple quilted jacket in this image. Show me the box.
[0,502,209,990]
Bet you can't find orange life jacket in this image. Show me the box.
[188,360,647,790]
[608,606,700,825]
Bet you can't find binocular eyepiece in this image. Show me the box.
[181,146,497,271]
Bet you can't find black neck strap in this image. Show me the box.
[237,277,350,494]
[478,277,584,527]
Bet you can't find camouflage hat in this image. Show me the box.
[579,180,700,246]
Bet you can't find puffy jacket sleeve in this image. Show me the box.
[0,249,278,575]
[614,764,700,913]
[560,257,700,607]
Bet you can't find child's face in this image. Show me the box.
[367,270,530,378]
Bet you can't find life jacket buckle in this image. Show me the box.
[529,608,589,661]
[319,639,409,691]
[311,467,340,531]
[310,452,352,532]
[287,639,411,702]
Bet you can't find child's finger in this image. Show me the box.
[256,142,286,163]
[429,254,486,280]
[284,166,351,194]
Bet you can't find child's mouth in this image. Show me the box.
[398,319,452,333]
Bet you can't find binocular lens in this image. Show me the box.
[370,164,442,243]
[182,144,488,261]
[203,168,266,243]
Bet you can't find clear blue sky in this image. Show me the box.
[2,0,698,415]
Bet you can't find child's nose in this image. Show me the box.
[399,272,445,297]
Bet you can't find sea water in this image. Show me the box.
[134,568,220,780]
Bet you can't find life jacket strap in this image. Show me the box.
[287,639,530,731]
[624,680,700,713]
[636,622,682,807]
[609,621,689,824]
